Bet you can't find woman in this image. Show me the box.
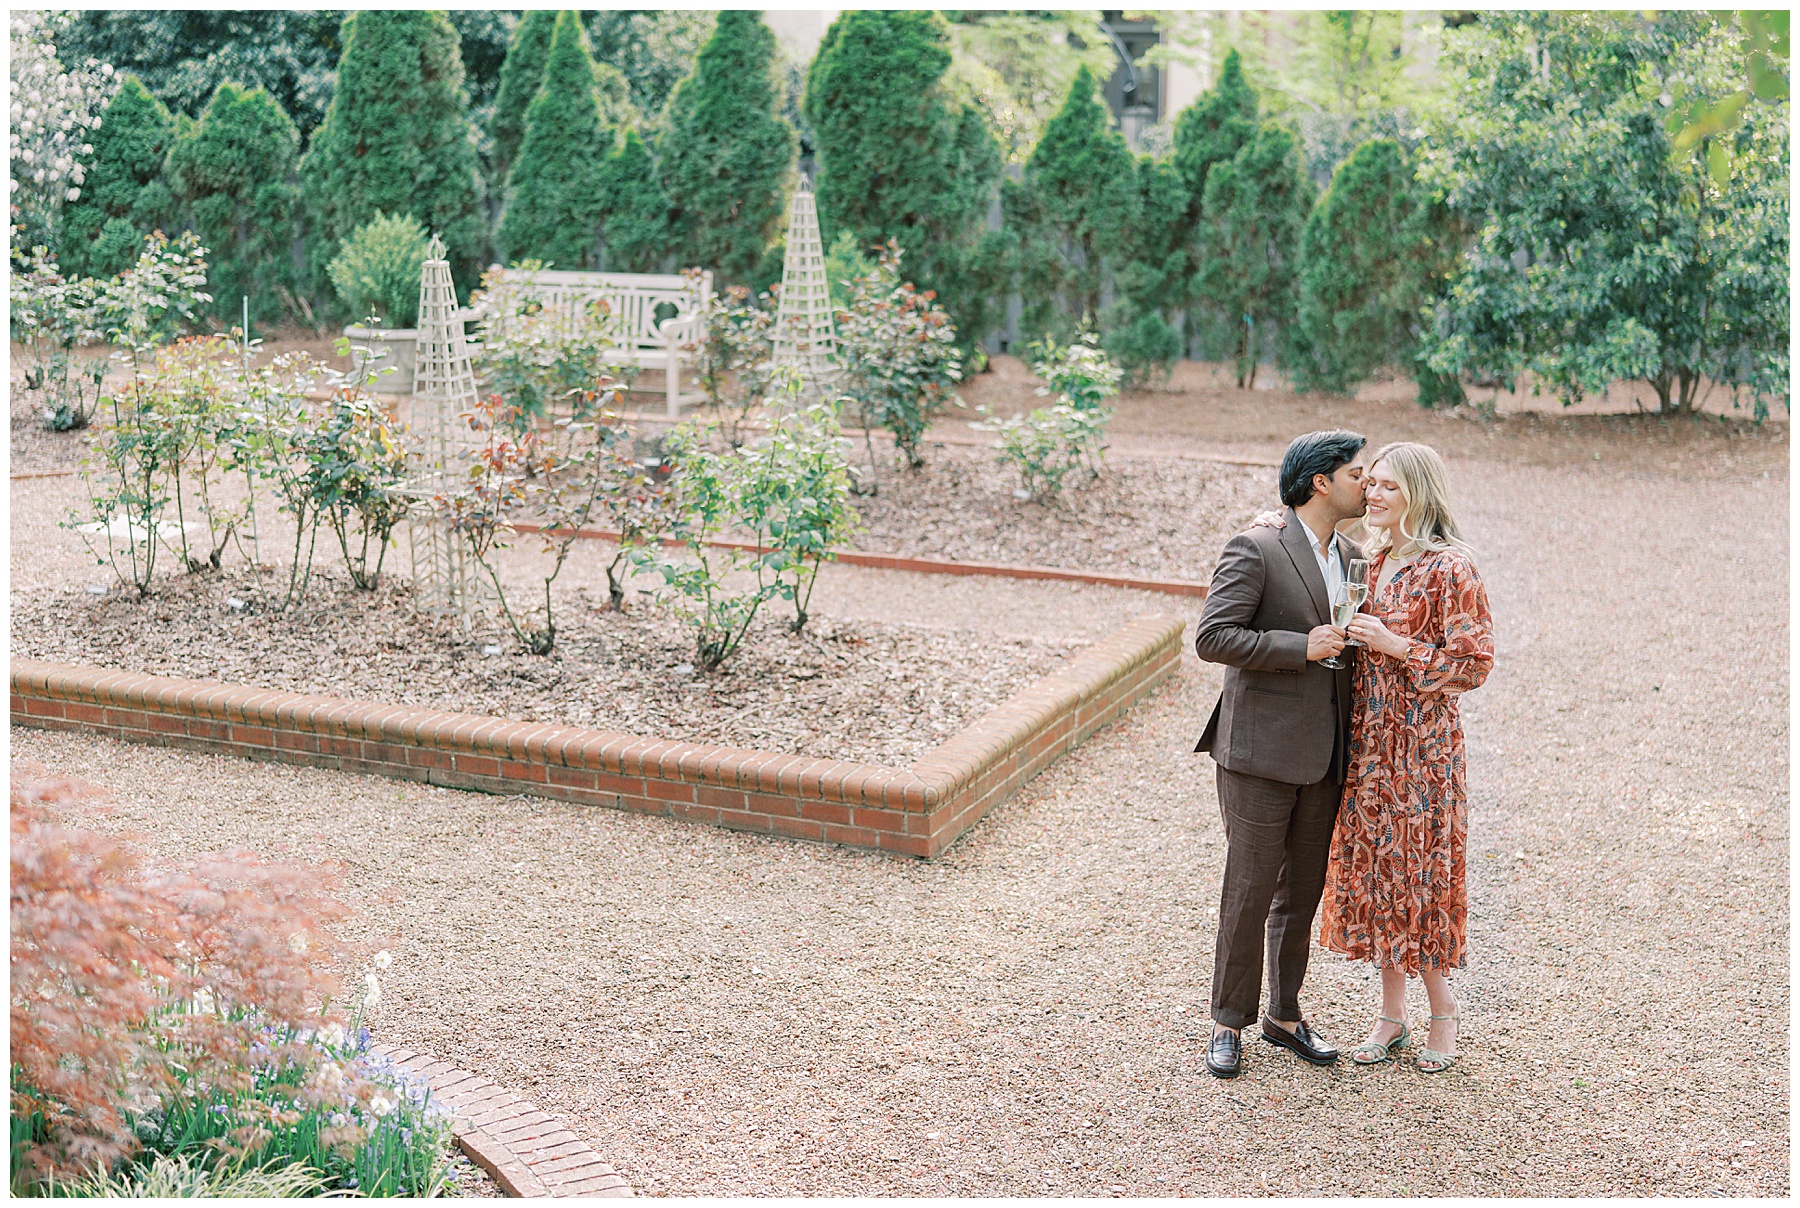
[1321,441,1494,1072]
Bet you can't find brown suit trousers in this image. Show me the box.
[1194,512,1358,1029]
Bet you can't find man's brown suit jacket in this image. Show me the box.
[1193,508,1359,785]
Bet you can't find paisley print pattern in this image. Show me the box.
[1317,547,1495,974]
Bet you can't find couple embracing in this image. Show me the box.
[1194,430,1494,1078]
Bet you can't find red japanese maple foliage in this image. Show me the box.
[10,768,355,1184]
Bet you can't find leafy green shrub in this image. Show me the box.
[823,230,875,311]
[166,80,302,326]
[300,354,412,591]
[70,233,215,595]
[979,403,1107,503]
[977,332,1120,502]
[688,273,778,449]
[1103,308,1185,385]
[434,374,636,656]
[638,390,861,665]
[59,74,177,280]
[9,246,106,431]
[327,212,429,329]
[738,388,861,632]
[1033,330,1125,411]
[473,261,629,417]
[833,240,963,484]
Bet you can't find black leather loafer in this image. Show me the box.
[1260,1016,1339,1065]
[1204,1028,1243,1078]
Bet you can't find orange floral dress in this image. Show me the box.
[1318,547,1495,974]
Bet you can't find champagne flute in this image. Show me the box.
[1342,558,1371,650]
[1321,582,1354,669]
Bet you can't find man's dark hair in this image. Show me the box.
[1278,430,1366,508]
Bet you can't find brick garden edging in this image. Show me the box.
[369,1042,631,1197]
[10,613,1184,858]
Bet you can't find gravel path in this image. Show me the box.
[12,435,1786,1194]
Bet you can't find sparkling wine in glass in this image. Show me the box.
[1321,584,1353,669]
[1343,558,1371,649]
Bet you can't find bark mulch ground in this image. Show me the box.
[11,568,1081,767]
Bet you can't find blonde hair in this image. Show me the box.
[1364,441,1475,560]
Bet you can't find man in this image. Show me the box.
[1192,430,1367,1078]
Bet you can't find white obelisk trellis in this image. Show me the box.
[770,175,840,394]
[407,236,481,620]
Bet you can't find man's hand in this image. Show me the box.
[1306,624,1346,662]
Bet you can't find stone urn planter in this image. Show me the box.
[342,325,418,394]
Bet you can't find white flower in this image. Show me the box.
[288,932,309,954]
[320,1022,346,1049]
[371,950,392,971]
[369,1094,395,1118]
[363,972,381,1007]
[64,186,77,201]
[193,988,215,1014]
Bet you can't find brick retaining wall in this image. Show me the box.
[11,614,1184,858]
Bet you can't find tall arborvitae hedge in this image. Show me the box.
[1173,50,1258,207]
[1010,66,1137,340]
[299,10,485,299]
[1174,49,1261,360]
[657,10,794,284]
[1287,138,1461,402]
[495,11,612,269]
[1107,155,1191,381]
[487,10,556,191]
[602,129,668,273]
[166,81,301,325]
[804,10,1002,347]
[488,10,634,197]
[1196,123,1316,389]
[61,76,177,279]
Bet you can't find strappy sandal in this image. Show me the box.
[1349,1015,1410,1064]
[1416,1013,1459,1073]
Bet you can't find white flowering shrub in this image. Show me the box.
[9,10,118,253]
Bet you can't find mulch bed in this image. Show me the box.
[11,568,1081,767]
[840,440,1272,582]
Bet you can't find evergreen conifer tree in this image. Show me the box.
[1286,138,1457,398]
[298,10,485,299]
[488,11,635,197]
[494,11,613,269]
[166,81,301,325]
[1173,50,1259,204]
[487,10,556,190]
[1196,123,1316,389]
[61,75,177,279]
[657,11,794,284]
[1106,155,1191,382]
[1010,66,1138,340]
[804,10,1002,346]
[602,130,669,273]
[1173,49,1261,360]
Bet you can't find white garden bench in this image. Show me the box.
[473,268,713,416]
